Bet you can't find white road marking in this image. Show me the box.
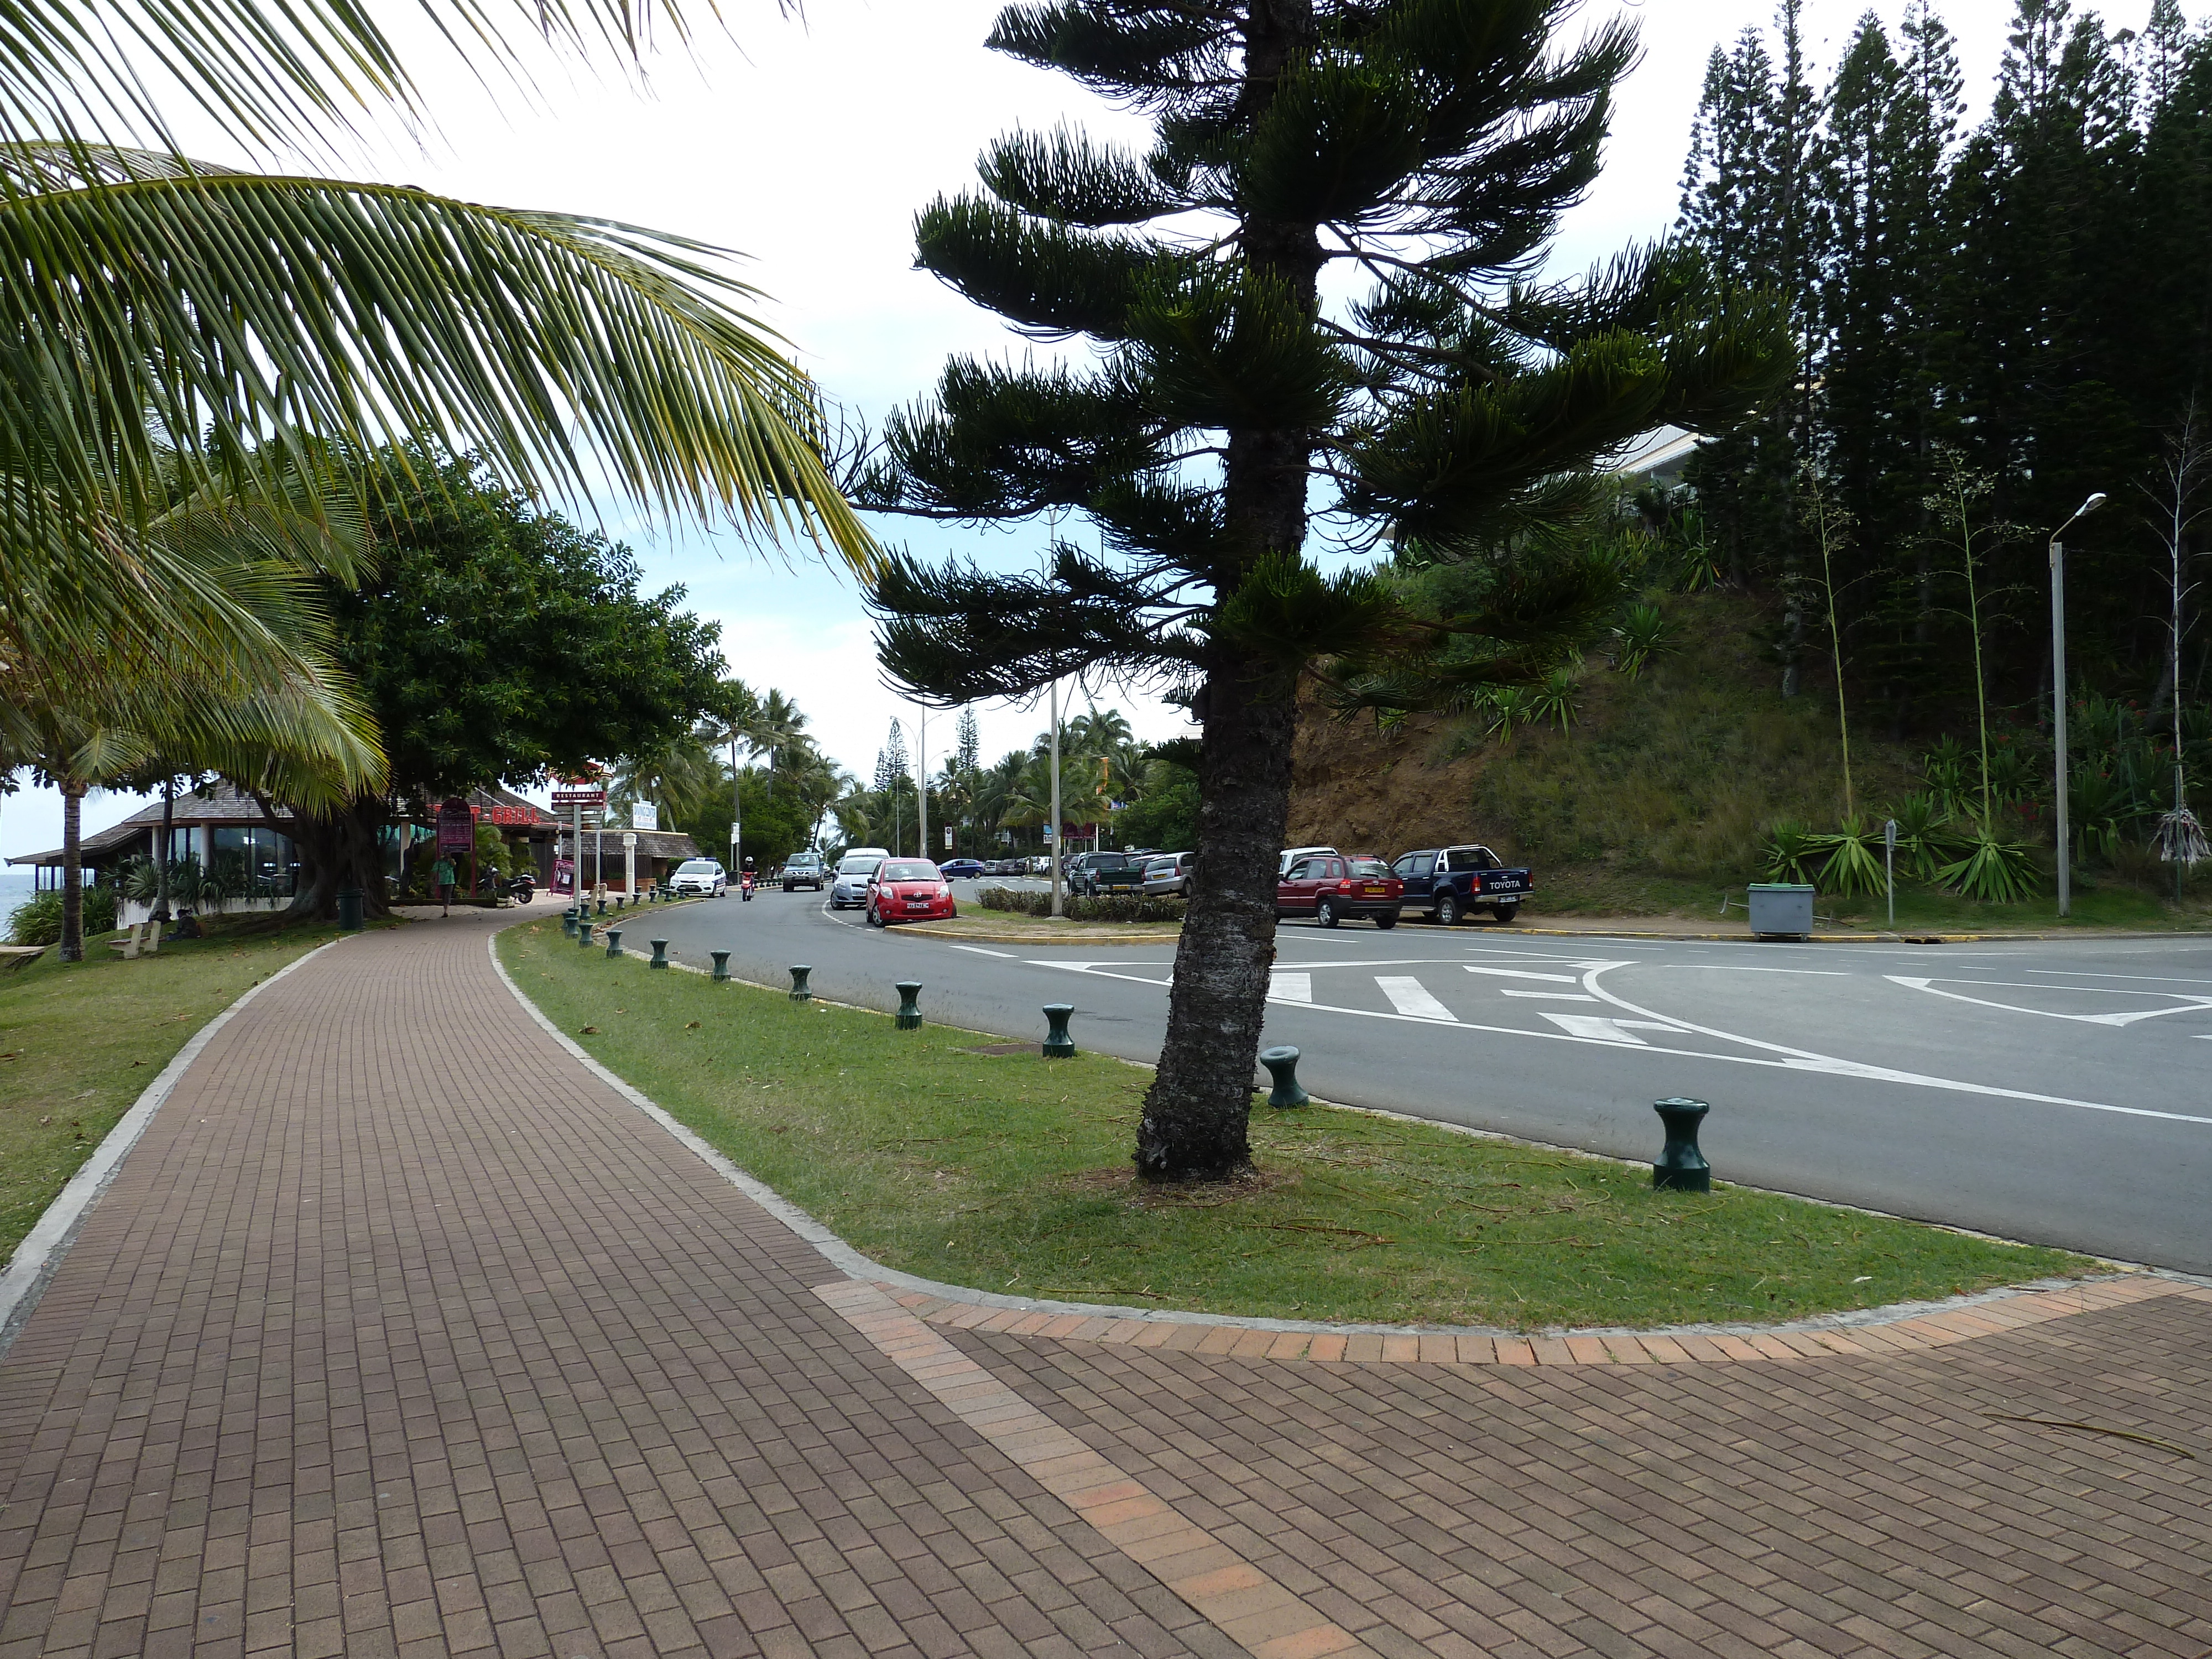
[1886,975,2212,1027]
[1500,989,1599,1002]
[1540,1014,1650,1044]
[1269,972,1313,1004]
[1461,965,1582,984]
[1376,977,1457,1021]
[1693,966,1850,975]
[948,945,1018,959]
[2027,968,2212,987]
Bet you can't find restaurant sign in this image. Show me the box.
[436,797,474,853]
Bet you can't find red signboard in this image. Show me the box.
[436,797,474,853]
[486,804,536,826]
[551,788,606,808]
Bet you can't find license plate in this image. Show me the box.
[1364,886,1386,895]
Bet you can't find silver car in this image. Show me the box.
[1142,852,1195,896]
[829,851,886,909]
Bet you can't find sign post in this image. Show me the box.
[552,781,607,905]
[1883,817,1898,928]
[623,831,638,898]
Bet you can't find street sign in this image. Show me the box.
[1884,818,1898,850]
[729,821,741,844]
[552,787,605,808]
[436,797,474,853]
[944,826,954,849]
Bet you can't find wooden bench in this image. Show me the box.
[107,920,163,958]
[0,943,45,971]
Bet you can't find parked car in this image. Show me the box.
[829,848,890,910]
[1026,854,1055,875]
[1068,851,1147,896]
[1276,853,1401,928]
[1277,843,1339,877]
[670,858,727,898]
[781,849,826,892]
[1141,852,1196,897]
[1392,844,1533,924]
[940,858,985,880]
[868,859,956,926]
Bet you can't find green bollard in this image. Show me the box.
[597,897,607,917]
[1652,1098,1712,1192]
[648,938,670,969]
[561,908,577,937]
[712,950,731,981]
[1042,1003,1076,1058]
[895,980,923,1030]
[1259,1045,1310,1108]
[789,964,813,1001]
[578,919,596,948]
[604,928,623,959]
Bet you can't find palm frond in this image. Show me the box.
[0,157,878,580]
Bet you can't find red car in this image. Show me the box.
[867,859,957,926]
[1275,852,1402,928]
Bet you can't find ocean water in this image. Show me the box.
[0,869,36,923]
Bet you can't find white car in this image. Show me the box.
[670,858,728,897]
[829,848,890,909]
[1277,843,1338,877]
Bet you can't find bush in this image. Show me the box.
[976,885,1186,923]
[8,885,118,946]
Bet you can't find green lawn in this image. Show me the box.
[502,918,2094,1331]
[0,920,348,1265]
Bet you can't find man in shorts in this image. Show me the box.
[432,853,457,916]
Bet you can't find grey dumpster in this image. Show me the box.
[1746,883,1813,939]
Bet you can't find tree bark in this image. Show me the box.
[1134,0,1316,1181]
[59,782,84,963]
[154,778,175,923]
[282,795,390,921]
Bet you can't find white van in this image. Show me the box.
[830,847,891,910]
[1278,844,1338,877]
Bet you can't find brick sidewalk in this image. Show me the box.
[0,910,2206,1659]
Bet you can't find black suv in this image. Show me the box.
[1068,852,1146,896]
[781,850,826,892]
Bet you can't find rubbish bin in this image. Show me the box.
[1746,883,1813,939]
[336,886,364,932]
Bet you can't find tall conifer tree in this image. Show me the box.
[861,0,1785,1179]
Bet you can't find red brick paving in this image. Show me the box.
[0,908,2206,1659]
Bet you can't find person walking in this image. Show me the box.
[431,852,457,917]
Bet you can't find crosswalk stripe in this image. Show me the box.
[1376,976,1457,1021]
[1462,964,1582,984]
[1269,971,1313,1004]
[1540,1013,1650,1044]
[1500,989,1599,1001]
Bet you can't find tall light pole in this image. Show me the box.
[1049,677,1064,919]
[2051,490,2108,917]
[915,706,930,863]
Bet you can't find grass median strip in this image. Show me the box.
[503,919,2094,1331]
[0,920,347,1265]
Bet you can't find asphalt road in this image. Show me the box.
[600,885,2212,1274]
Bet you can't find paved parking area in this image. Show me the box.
[0,908,2205,1658]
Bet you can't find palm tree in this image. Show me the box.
[2,2,875,687]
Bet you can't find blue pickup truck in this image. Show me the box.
[1391,844,1532,925]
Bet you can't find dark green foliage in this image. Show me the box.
[338,452,726,799]
[7,886,114,946]
[977,885,1187,923]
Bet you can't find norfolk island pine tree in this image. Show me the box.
[857,1,1790,1181]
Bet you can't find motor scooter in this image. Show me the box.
[507,872,536,904]
[740,871,754,902]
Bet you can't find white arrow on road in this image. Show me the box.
[1887,975,2212,1027]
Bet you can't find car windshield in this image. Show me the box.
[676,860,717,875]
[1347,857,1390,878]
[788,854,818,867]
[838,856,882,875]
[880,862,938,882]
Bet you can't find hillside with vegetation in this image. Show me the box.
[1291,586,2210,929]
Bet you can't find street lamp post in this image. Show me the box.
[2051,491,2108,918]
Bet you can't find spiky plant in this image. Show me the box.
[858,0,1787,1179]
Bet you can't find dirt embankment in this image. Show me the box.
[1285,694,1487,857]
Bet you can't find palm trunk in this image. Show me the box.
[284,795,389,921]
[1136,0,1318,1181]
[154,777,175,923]
[59,782,85,963]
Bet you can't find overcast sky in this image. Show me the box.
[8,0,2175,858]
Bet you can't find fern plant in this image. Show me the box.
[1612,604,1681,677]
[1528,665,1582,732]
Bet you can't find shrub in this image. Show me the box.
[1810,816,1886,898]
[8,885,118,946]
[1936,825,2041,904]
[1759,821,1825,885]
[976,885,1186,923]
[1613,603,1681,676]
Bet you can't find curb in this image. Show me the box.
[492,925,2206,1363]
[0,936,347,1360]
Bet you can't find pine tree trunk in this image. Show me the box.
[59,782,85,963]
[1134,0,1315,1181]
